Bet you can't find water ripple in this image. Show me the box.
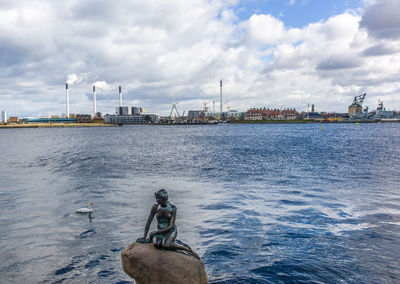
[0,124,400,283]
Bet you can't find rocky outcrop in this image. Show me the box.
[121,242,207,284]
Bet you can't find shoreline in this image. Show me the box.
[1,120,398,128]
[0,123,119,128]
[229,120,378,124]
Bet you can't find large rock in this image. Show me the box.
[121,242,208,284]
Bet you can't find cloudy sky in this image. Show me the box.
[1,0,399,117]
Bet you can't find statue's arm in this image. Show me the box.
[144,204,157,238]
[150,206,177,236]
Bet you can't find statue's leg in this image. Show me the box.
[153,234,163,249]
[162,226,177,247]
[162,227,200,259]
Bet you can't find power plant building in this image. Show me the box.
[104,113,158,124]
[131,107,141,115]
[116,106,130,115]
[188,110,204,120]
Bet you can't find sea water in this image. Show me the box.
[1,123,400,283]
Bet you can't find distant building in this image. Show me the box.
[245,112,263,120]
[131,107,141,115]
[281,109,299,120]
[8,117,18,124]
[224,110,245,120]
[205,111,242,120]
[245,108,299,120]
[302,104,323,120]
[92,117,105,124]
[1,111,6,123]
[116,106,129,115]
[245,108,266,120]
[305,112,323,120]
[75,114,92,123]
[188,110,204,121]
[104,114,158,124]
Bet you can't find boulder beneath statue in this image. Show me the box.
[121,242,207,284]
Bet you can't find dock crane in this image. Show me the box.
[352,93,366,107]
[169,103,181,121]
[202,102,209,121]
[348,93,367,117]
[203,102,209,113]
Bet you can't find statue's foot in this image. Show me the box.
[173,248,200,260]
[188,249,200,260]
[136,237,151,243]
[175,240,200,259]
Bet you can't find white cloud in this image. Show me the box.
[360,0,400,39]
[246,14,285,44]
[66,74,79,85]
[93,81,112,91]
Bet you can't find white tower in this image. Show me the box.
[119,86,122,107]
[220,80,222,114]
[93,85,97,116]
[65,83,70,118]
[1,110,7,123]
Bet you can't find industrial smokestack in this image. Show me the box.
[65,83,70,118]
[93,85,96,116]
[119,86,122,107]
[220,80,222,114]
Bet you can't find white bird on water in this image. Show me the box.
[76,202,93,213]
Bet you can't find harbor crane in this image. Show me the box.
[169,103,181,120]
[352,93,366,107]
[348,93,367,117]
[202,102,209,121]
[203,102,209,113]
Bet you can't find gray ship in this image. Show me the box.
[348,94,399,121]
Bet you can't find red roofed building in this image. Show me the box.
[245,108,299,120]
[281,109,299,120]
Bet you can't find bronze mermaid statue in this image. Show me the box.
[136,189,200,259]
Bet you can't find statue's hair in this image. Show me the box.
[155,189,168,200]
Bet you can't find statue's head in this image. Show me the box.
[155,189,168,205]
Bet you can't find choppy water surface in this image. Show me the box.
[1,123,400,283]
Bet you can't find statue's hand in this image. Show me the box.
[149,231,157,239]
[136,237,147,243]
